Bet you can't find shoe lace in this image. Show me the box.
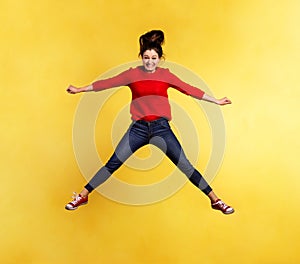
[219,200,227,208]
[219,200,232,212]
[71,192,80,201]
[214,200,228,210]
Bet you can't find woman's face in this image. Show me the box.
[142,49,160,73]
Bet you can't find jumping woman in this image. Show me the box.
[65,30,234,214]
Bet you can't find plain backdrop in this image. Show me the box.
[1,0,299,263]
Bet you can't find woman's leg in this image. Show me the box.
[66,123,149,210]
[82,123,149,195]
[151,123,213,197]
[151,122,234,214]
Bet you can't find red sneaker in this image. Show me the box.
[211,199,234,214]
[65,192,88,210]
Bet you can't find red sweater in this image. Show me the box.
[92,66,205,121]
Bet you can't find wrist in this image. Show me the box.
[80,85,93,93]
[203,93,218,104]
[86,84,93,92]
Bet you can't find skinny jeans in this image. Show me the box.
[85,118,212,195]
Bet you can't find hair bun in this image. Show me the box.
[140,30,164,47]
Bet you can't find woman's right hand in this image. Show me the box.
[67,84,93,94]
[66,85,80,94]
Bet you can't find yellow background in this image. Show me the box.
[1,0,299,263]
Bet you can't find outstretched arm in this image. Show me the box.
[66,68,133,94]
[202,93,232,105]
[165,69,232,105]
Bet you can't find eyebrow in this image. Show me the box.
[143,55,158,58]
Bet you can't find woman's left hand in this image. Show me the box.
[216,97,232,105]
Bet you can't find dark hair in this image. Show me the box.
[138,30,165,58]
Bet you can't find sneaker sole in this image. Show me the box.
[65,201,88,210]
[212,206,235,215]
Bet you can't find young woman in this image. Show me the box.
[65,30,234,214]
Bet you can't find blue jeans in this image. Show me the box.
[85,118,212,195]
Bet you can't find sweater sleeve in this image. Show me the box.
[92,68,132,91]
[165,69,205,100]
